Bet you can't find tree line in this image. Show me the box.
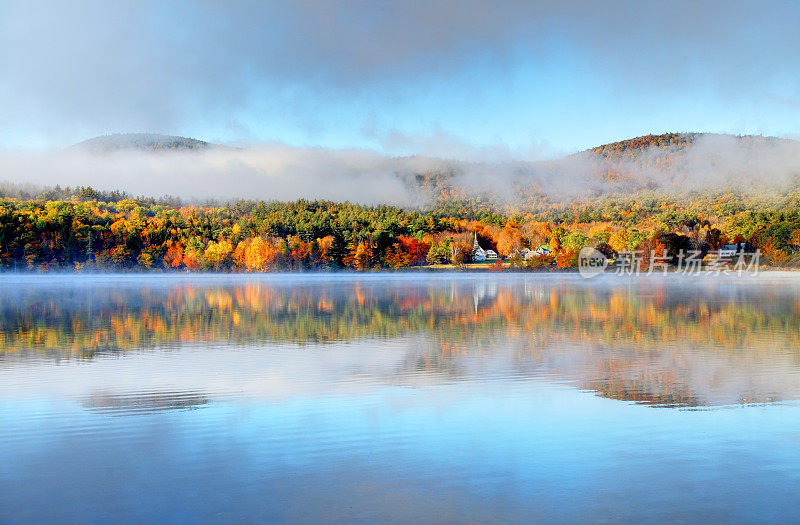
[2,186,800,271]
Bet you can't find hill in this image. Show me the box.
[399,131,800,212]
[579,132,798,176]
[5,131,800,272]
[571,132,800,191]
[61,131,800,207]
[72,133,212,153]
[585,132,700,160]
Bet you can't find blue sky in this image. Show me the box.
[2,0,800,158]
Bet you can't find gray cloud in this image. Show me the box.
[2,1,800,146]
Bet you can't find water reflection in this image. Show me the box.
[4,275,800,523]
[82,391,210,416]
[2,274,800,408]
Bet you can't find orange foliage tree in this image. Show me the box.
[385,243,412,269]
[163,241,184,269]
[344,241,374,270]
[244,237,278,271]
[556,250,578,268]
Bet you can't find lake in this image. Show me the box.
[2,273,800,523]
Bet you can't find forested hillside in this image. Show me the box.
[1,186,799,271]
[2,132,800,271]
[72,133,212,153]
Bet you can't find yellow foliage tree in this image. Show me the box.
[789,229,800,249]
[244,237,277,271]
[608,230,631,253]
[316,236,334,263]
[204,240,233,270]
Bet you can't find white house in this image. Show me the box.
[485,249,498,260]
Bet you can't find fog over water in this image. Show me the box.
[5,1,800,521]
[3,273,800,407]
[3,273,800,522]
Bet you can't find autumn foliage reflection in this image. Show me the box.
[3,278,800,407]
[1,278,797,352]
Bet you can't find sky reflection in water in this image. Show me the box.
[2,274,800,523]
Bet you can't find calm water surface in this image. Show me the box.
[2,273,800,523]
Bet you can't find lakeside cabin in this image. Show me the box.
[519,245,551,260]
[472,235,551,263]
[533,245,551,256]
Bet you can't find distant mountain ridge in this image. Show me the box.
[582,132,796,162]
[75,131,794,157]
[570,132,800,189]
[401,132,800,205]
[72,133,212,153]
[68,131,800,203]
[585,132,701,159]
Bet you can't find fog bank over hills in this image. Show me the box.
[2,132,800,205]
[71,133,213,153]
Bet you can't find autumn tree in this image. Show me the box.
[385,243,412,269]
[163,241,184,269]
[608,230,630,253]
[204,240,233,270]
[244,237,277,271]
[344,241,374,270]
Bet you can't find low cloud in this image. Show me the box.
[0,145,423,205]
[1,134,800,206]
[585,134,800,192]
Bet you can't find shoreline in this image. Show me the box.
[0,267,798,277]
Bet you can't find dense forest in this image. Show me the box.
[3,132,800,272]
[1,185,799,271]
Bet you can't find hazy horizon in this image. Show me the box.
[3,132,800,204]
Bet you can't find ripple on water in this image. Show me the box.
[3,274,800,522]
